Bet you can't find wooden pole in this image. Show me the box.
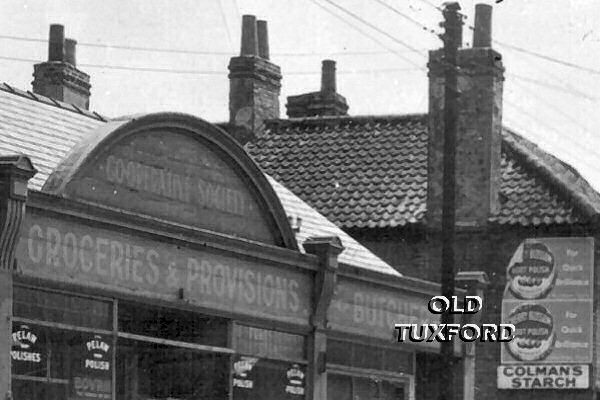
[439,3,462,400]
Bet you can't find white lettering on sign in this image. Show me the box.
[105,155,250,216]
[24,223,305,318]
[186,258,300,312]
[10,351,41,363]
[351,292,435,328]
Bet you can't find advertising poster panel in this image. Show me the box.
[499,237,594,390]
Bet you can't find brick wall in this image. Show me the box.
[350,225,597,400]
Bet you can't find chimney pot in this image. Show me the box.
[321,60,336,93]
[48,24,65,62]
[240,15,258,56]
[473,3,492,47]
[257,20,270,60]
[64,38,77,66]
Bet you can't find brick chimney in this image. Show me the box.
[228,15,281,144]
[32,24,91,109]
[427,3,504,228]
[286,60,349,118]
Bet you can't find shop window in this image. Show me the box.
[327,374,352,400]
[12,286,113,400]
[118,301,228,347]
[116,339,229,400]
[116,301,231,400]
[13,285,112,330]
[232,356,305,400]
[327,375,405,400]
[327,339,413,374]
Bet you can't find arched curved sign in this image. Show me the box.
[43,113,297,249]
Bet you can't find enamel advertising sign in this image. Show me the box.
[499,237,594,389]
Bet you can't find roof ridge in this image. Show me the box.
[265,113,427,127]
[501,127,600,220]
[0,82,108,122]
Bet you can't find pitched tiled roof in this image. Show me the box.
[246,114,600,228]
[0,85,397,275]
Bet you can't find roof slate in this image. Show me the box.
[0,86,396,275]
[246,115,600,228]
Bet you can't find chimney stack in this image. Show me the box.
[228,15,281,144]
[473,3,492,47]
[64,39,77,66]
[257,20,270,60]
[426,3,504,228]
[321,60,336,93]
[48,24,64,62]
[32,24,91,109]
[286,60,348,118]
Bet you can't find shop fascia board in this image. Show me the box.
[337,262,466,299]
[25,189,318,272]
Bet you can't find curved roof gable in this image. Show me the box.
[42,112,299,250]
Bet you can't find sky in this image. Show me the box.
[1,0,600,191]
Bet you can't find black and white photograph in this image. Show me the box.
[0,1,599,399]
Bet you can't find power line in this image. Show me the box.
[217,0,234,51]
[0,54,421,75]
[0,34,425,57]
[308,0,426,70]
[495,39,600,76]
[508,72,599,103]
[371,0,439,36]
[319,0,427,63]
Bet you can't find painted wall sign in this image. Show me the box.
[328,277,440,349]
[233,324,305,361]
[497,364,589,389]
[17,211,311,326]
[504,238,594,301]
[500,238,594,365]
[65,129,277,244]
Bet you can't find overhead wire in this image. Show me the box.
[317,0,427,66]
[0,54,421,75]
[0,34,425,57]
[308,0,426,69]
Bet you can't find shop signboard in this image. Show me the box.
[54,129,278,245]
[17,211,312,326]
[232,356,305,399]
[11,323,45,377]
[497,364,589,389]
[328,277,440,350]
[71,333,112,400]
[233,324,305,362]
[499,237,594,389]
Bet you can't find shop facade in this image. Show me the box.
[0,111,460,400]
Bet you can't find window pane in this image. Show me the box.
[352,343,382,370]
[12,380,69,400]
[13,286,112,330]
[326,339,352,366]
[118,302,228,347]
[327,374,352,400]
[12,324,112,400]
[116,338,229,400]
[232,357,305,400]
[383,349,413,374]
[353,377,379,400]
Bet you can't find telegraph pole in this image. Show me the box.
[439,3,461,400]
